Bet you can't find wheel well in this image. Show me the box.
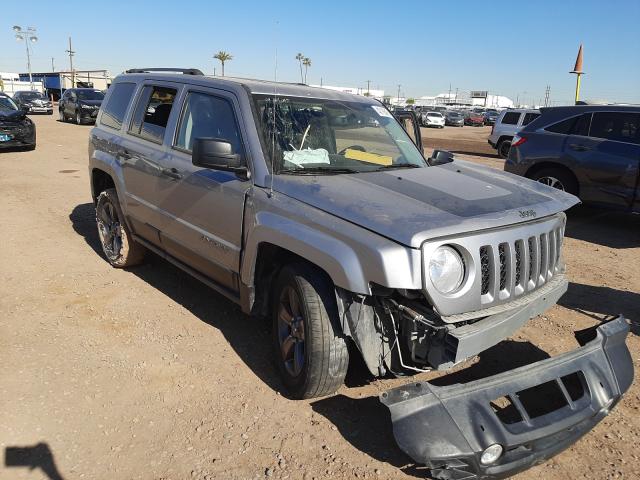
[497,135,513,146]
[91,169,115,204]
[251,243,335,319]
[524,162,580,195]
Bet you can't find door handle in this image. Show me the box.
[161,167,183,180]
[569,143,591,152]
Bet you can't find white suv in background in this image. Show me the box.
[488,108,540,157]
[422,111,445,128]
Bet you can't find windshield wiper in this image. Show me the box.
[278,166,360,175]
[374,164,423,171]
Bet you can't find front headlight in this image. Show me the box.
[81,104,93,110]
[429,246,464,294]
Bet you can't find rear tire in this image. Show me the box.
[530,168,579,196]
[497,140,512,158]
[272,263,348,399]
[95,188,146,267]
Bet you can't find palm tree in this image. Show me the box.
[295,53,304,83]
[302,57,311,84]
[214,51,233,76]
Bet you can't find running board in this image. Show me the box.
[133,234,241,304]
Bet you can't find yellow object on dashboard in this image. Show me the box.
[343,148,393,166]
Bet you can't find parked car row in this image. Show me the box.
[411,106,500,128]
[0,87,106,152]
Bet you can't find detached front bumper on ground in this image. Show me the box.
[380,316,633,480]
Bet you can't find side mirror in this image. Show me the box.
[192,137,247,175]
[428,149,454,166]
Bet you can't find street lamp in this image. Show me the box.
[13,25,38,90]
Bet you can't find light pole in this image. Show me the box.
[13,25,38,90]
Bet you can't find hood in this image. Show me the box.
[0,109,27,122]
[79,100,102,107]
[272,160,579,248]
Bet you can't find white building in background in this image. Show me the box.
[415,90,514,108]
[312,84,385,100]
[0,72,45,95]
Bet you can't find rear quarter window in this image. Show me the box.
[522,112,540,125]
[545,113,591,136]
[100,82,136,130]
[501,112,520,125]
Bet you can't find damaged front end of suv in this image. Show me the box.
[329,211,634,479]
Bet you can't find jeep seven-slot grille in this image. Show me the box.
[480,226,563,304]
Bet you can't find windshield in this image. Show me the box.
[76,90,104,101]
[252,95,426,174]
[0,96,18,112]
[427,112,442,117]
[20,92,46,100]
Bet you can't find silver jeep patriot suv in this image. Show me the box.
[88,68,633,480]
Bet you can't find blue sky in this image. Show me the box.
[3,0,639,104]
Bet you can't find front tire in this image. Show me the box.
[59,109,66,122]
[95,188,146,267]
[75,110,82,125]
[272,263,348,399]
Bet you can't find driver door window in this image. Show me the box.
[174,92,243,155]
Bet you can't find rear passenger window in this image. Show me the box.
[590,112,639,144]
[100,82,135,130]
[572,113,591,136]
[501,112,520,125]
[129,85,177,144]
[175,92,243,154]
[522,113,540,126]
[546,116,578,134]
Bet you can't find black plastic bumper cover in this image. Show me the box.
[380,316,633,479]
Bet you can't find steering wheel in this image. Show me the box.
[338,145,366,155]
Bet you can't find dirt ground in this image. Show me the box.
[1,116,639,480]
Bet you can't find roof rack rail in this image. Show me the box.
[125,68,204,76]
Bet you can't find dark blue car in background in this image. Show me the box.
[505,105,640,213]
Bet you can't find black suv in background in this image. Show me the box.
[59,88,105,125]
[506,105,640,212]
[13,91,53,114]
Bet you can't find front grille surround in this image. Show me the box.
[421,213,566,321]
